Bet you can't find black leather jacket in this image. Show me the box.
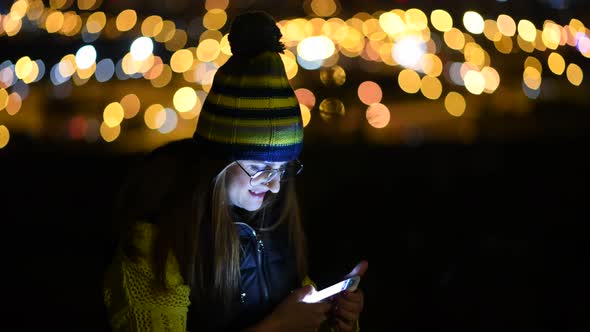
[188,221,300,331]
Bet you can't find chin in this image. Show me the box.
[242,204,262,212]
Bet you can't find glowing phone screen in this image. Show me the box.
[301,278,353,303]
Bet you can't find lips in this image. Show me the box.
[249,190,266,198]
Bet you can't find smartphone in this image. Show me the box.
[301,276,361,303]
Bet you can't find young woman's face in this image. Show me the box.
[226,160,285,211]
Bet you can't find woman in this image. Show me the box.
[103,10,366,332]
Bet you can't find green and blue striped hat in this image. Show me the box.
[193,12,303,162]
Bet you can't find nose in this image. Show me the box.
[266,176,280,193]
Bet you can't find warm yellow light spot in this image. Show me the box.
[405,8,427,31]
[104,102,125,127]
[282,18,308,43]
[100,122,120,142]
[496,14,516,37]
[517,35,535,53]
[542,22,561,50]
[463,11,484,34]
[58,53,80,79]
[398,69,421,94]
[379,42,396,66]
[483,19,502,42]
[166,29,188,52]
[322,17,347,43]
[50,0,68,9]
[0,125,10,148]
[533,29,547,52]
[300,104,311,127]
[61,12,82,36]
[141,15,164,37]
[547,52,565,75]
[517,19,536,42]
[0,89,8,110]
[21,60,39,83]
[122,53,140,75]
[5,92,22,115]
[379,11,405,35]
[304,17,325,36]
[144,104,166,129]
[430,9,452,32]
[444,28,465,50]
[445,92,466,117]
[154,20,176,43]
[280,50,298,80]
[358,81,382,105]
[340,28,364,56]
[86,12,106,34]
[366,103,390,128]
[524,56,543,74]
[362,18,380,38]
[170,49,194,73]
[205,0,229,10]
[420,75,442,100]
[3,13,20,36]
[143,56,164,80]
[121,94,141,119]
[173,87,197,113]
[77,62,96,79]
[150,64,172,88]
[15,56,33,79]
[45,11,65,33]
[464,70,485,95]
[11,1,28,20]
[78,0,98,10]
[203,9,227,30]
[116,9,137,32]
[494,35,513,54]
[566,63,583,86]
[311,0,338,17]
[480,66,500,93]
[26,1,44,21]
[196,39,220,62]
[523,66,542,90]
[464,43,485,68]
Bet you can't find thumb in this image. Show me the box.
[345,260,369,279]
[293,284,315,300]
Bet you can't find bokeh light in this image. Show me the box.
[445,92,466,117]
[358,81,383,105]
[366,103,390,128]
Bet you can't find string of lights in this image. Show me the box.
[0,0,588,150]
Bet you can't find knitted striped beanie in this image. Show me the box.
[193,11,303,162]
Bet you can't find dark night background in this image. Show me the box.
[2,0,590,331]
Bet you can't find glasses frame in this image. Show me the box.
[235,159,304,186]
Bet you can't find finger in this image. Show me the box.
[335,317,354,332]
[334,305,358,322]
[336,290,363,304]
[333,299,359,316]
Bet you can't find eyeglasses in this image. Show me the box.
[235,159,304,186]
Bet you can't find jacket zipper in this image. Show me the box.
[234,222,270,303]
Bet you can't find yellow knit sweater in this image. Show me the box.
[103,223,359,332]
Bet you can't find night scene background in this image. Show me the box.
[2,0,590,331]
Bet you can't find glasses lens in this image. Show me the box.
[250,170,276,186]
[280,160,303,182]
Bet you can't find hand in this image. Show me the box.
[329,260,368,332]
[261,285,333,332]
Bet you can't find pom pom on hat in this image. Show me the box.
[227,11,286,57]
[193,11,302,163]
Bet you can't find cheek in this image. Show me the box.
[226,170,251,204]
